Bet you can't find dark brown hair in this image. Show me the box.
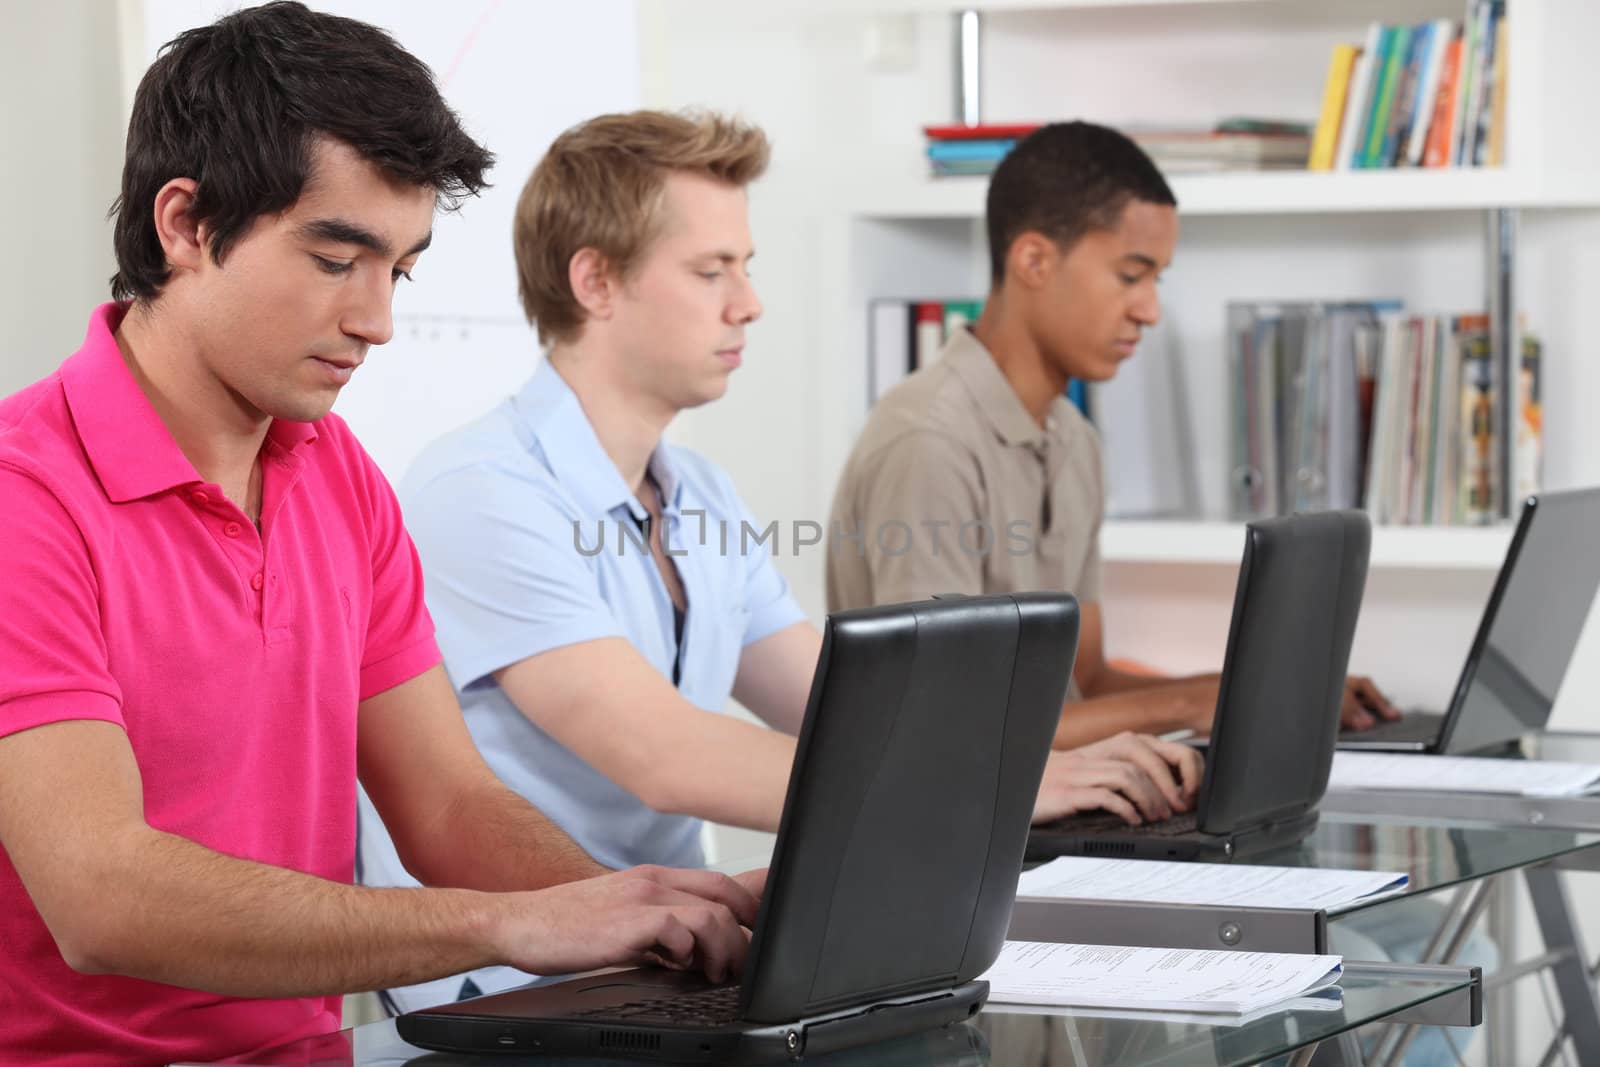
[110,1,494,302]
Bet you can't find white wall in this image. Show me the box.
[137,0,641,483]
[1,2,128,394]
[4,2,640,476]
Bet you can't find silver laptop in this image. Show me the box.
[1339,488,1600,754]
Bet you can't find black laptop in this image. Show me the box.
[397,593,1080,1063]
[1027,510,1370,862]
[1339,487,1600,754]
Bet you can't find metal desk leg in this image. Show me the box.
[1308,1030,1367,1066]
[1288,1043,1323,1067]
[1369,881,1495,1067]
[1526,864,1600,1065]
[1490,866,1519,1067]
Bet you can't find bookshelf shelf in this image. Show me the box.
[848,167,1600,221]
[1101,519,1513,570]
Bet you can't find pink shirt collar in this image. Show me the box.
[60,303,319,503]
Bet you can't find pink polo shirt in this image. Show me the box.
[0,304,442,1065]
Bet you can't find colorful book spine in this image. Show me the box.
[1380,23,1429,168]
[942,300,982,340]
[914,302,945,369]
[1348,24,1389,169]
[1470,2,1503,165]
[1453,1,1487,165]
[1423,34,1463,167]
[1404,19,1453,166]
[1515,334,1543,501]
[1457,315,1494,524]
[1066,380,1091,419]
[1309,44,1361,171]
[1362,24,1411,168]
[1478,9,1504,167]
[926,139,1016,162]
[1337,25,1385,171]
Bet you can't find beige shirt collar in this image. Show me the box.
[943,327,1075,449]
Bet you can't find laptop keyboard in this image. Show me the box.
[1343,712,1441,743]
[1041,810,1201,837]
[569,983,743,1026]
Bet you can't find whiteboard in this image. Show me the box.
[140,1,639,479]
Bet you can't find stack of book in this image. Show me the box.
[923,123,1037,177]
[1308,4,1508,171]
[1228,302,1541,526]
[1129,120,1313,174]
[924,120,1312,179]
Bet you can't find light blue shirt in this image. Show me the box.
[356,360,805,1010]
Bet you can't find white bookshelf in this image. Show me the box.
[848,166,1600,220]
[1101,519,1513,570]
[809,0,1600,573]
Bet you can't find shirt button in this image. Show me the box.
[251,572,265,591]
[223,521,243,538]
[191,490,210,506]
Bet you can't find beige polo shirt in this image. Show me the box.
[826,326,1105,630]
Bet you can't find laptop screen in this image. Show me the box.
[1446,488,1600,753]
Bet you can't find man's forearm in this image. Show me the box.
[641,716,797,832]
[1052,678,1219,749]
[1081,664,1220,699]
[405,778,611,892]
[73,826,513,998]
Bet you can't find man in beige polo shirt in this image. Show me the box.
[829,121,1398,748]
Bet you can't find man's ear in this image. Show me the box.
[568,247,617,322]
[151,177,207,275]
[1005,232,1059,290]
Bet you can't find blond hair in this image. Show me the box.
[513,110,771,345]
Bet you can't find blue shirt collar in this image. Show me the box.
[512,360,683,521]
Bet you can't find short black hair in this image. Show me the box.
[110,1,494,302]
[985,121,1176,284]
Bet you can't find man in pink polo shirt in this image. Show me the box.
[0,5,756,1065]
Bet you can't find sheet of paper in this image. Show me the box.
[981,942,1342,1015]
[1329,752,1600,797]
[991,987,1346,1028]
[1017,856,1407,914]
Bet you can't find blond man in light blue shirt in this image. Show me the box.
[358,110,1202,1013]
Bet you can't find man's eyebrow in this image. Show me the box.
[296,218,433,260]
[1119,252,1159,270]
[699,249,755,264]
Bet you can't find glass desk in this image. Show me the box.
[1005,816,1600,1066]
[1321,732,1600,834]
[190,963,1478,1067]
[1313,733,1600,1064]
[916,816,1600,952]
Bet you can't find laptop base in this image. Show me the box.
[1025,809,1321,864]
[397,970,989,1063]
[1337,709,1446,752]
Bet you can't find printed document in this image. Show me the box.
[982,942,1343,1014]
[1017,856,1407,914]
[1330,752,1600,797]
